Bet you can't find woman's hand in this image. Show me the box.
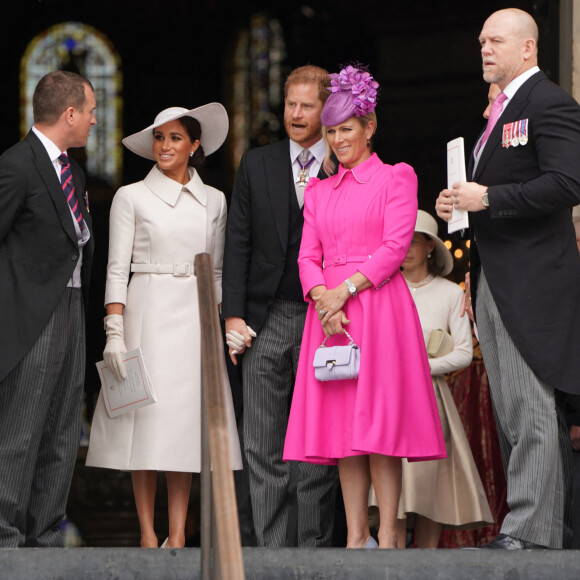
[315,284,350,325]
[225,316,257,365]
[322,310,350,337]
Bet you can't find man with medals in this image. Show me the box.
[436,8,580,550]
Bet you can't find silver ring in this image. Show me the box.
[319,309,327,316]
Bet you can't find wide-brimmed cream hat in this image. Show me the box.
[122,104,229,160]
[414,210,453,276]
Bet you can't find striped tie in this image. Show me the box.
[58,153,84,228]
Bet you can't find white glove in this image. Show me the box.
[226,326,257,353]
[103,314,127,382]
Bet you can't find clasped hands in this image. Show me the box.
[436,181,488,221]
[225,316,257,365]
[312,284,350,337]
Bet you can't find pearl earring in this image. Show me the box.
[427,252,432,258]
[190,152,194,158]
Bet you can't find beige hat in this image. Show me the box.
[122,104,229,160]
[414,210,453,276]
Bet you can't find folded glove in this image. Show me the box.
[103,314,127,382]
[226,326,257,353]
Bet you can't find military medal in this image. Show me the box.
[296,153,315,187]
[502,123,512,148]
[518,118,528,145]
[511,121,519,147]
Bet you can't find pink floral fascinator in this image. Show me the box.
[320,64,379,126]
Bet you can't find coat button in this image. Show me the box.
[72,255,78,261]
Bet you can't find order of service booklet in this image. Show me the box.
[96,347,156,418]
[447,137,470,234]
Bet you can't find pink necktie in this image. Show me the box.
[58,153,85,228]
[477,91,507,154]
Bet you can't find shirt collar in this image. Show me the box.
[502,66,540,104]
[32,125,64,162]
[144,165,207,207]
[334,153,382,188]
[289,137,326,164]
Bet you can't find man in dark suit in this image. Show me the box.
[0,71,96,547]
[222,65,338,547]
[437,8,580,549]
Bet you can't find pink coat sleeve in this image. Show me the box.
[298,177,326,301]
[358,162,418,286]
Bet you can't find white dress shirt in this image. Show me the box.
[32,125,90,288]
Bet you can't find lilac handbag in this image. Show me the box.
[313,329,360,382]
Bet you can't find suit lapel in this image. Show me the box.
[264,139,292,251]
[26,132,78,245]
[473,71,543,181]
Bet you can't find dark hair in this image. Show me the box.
[419,233,446,276]
[284,65,331,103]
[33,71,94,125]
[177,116,205,169]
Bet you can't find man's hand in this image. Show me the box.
[437,181,488,220]
[225,317,257,365]
[436,188,454,222]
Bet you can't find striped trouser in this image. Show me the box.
[476,270,572,548]
[242,299,338,547]
[0,289,85,547]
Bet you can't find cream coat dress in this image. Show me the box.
[370,276,492,528]
[86,165,242,472]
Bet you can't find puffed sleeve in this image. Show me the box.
[358,162,418,286]
[104,186,136,306]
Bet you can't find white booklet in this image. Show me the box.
[96,347,157,418]
[447,137,470,234]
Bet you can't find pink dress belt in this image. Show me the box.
[322,254,371,269]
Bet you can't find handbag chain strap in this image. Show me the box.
[320,329,356,348]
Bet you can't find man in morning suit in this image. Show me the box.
[437,9,580,549]
[0,71,96,547]
[222,65,338,547]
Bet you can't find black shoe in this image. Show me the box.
[467,534,547,550]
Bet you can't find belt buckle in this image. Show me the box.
[173,263,191,276]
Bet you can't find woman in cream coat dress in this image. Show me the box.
[86,105,241,549]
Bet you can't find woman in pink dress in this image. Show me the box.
[283,66,446,549]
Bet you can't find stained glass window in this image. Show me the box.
[21,22,122,187]
[230,14,286,167]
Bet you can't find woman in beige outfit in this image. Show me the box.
[370,210,493,548]
[86,105,242,548]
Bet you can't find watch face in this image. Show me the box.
[482,193,489,207]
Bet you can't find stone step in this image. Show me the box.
[1,547,580,579]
